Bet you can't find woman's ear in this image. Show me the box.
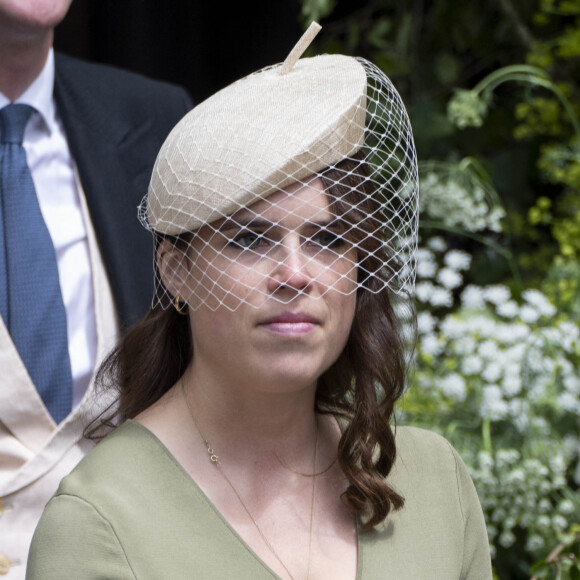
[157,239,189,300]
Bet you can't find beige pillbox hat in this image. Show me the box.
[145,24,368,235]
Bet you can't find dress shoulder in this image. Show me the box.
[27,494,136,580]
[371,425,493,579]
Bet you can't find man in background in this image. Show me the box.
[0,1,193,576]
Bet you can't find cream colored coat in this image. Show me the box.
[0,192,118,580]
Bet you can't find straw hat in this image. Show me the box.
[141,23,419,309]
[146,28,368,234]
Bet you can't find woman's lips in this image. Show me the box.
[259,313,319,334]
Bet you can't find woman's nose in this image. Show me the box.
[266,237,312,294]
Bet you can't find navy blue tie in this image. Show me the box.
[0,104,73,423]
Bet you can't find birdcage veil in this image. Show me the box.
[139,23,418,313]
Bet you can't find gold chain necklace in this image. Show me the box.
[183,389,318,580]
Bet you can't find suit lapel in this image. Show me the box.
[53,54,154,331]
[0,319,55,452]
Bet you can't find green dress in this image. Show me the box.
[26,421,492,579]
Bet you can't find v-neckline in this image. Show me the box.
[125,419,363,580]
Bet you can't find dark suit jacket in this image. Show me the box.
[53,53,193,331]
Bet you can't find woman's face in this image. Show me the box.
[169,178,358,392]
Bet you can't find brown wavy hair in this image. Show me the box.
[95,154,414,531]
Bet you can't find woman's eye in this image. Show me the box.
[229,232,266,250]
[310,230,344,249]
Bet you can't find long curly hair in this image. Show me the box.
[95,154,414,531]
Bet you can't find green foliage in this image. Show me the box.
[544,259,580,317]
[515,97,566,138]
[529,525,580,580]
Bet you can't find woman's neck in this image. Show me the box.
[179,362,322,468]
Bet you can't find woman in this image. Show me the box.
[27,24,492,579]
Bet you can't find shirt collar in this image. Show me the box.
[0,48,56,136]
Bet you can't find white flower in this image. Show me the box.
[498,324,529,344]
[499,530,516,548]
[430,287,453,307]
[479,340,499,360]
[554,475,567,488]
[536,515,552,530]
[421,333,445,357]
[506,468,526,485]
[526,353,555,374]
[439,373,467,401]
[461,285,486,309]
[478,450,494,471]
[417,248,435,262]
[557,392,580,413]
[552,514,568,531]
[558,499,575,515]
[525,458,550,477]
[502,372,522,397]
[462,355,483,375]
[440,316,465,339]
[556,321,580,352]
[481,385,509,420]
[519,305,540,323]
[482,363,502,383]
[542,327,561,345]
[496,300,519,318]
[437,267,463,289]
[427,236,447,252]
[563,435,580,460]
[454,335,477,355]
[492,508,507,523]
[522,289,556,317]
[560,359,574,375]
[472,316,497,339]
[416,248,437,279]
[483,285,511,305]
[505,344,526,362]
[496,449,520,466]
[416,281,435,303]
[537,499,552,514]
[444,249,472,271]
[417,312,436,335]
[526,535,545,552]
[508,400,528,431]
[488,207,506,232]
[417,259,437,279]
[563,375,580,394]
[493,324,515,344]
[420,173,505,232]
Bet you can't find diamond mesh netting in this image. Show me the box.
[139,43,418,313]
